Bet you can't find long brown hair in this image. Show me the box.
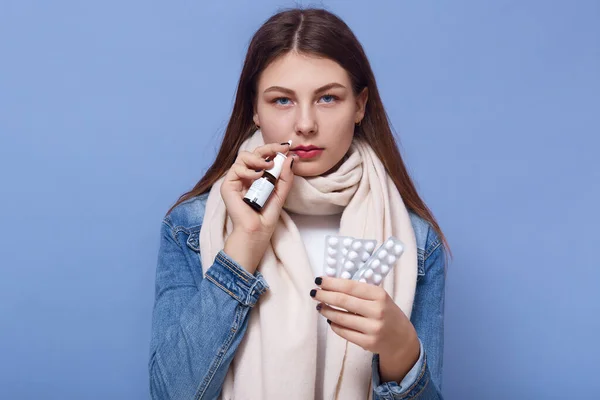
[167,7,450,255]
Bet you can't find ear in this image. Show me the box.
[355,87,368,123]
[253,107,260,127]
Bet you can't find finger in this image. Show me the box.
[315,276,383,301]
[317,303,371,334]
[310,287,374,317]
[327,319,372,352]
[235,150,275,171]
[226,163,264,182]
[252,142,292,159]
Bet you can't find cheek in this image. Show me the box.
[320,111,355,144]
[326,117,355,165]
[319,104,356,129]
[331,135,354,162]
[256,106,293,142]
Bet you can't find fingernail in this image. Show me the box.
[315,277,322,285]
[310,289,317,297]
[316,303,322,311]
[291,159,295,168]
[280,142,291,145]
[327,319,331,325]
[265,157,271,162]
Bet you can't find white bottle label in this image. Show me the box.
[244,178,275,207]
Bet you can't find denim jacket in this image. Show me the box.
[149,193,446,399]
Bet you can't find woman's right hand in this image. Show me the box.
[220,142,296,272]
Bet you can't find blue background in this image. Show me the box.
[1,1,598,399]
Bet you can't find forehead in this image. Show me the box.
[257,51,351,90]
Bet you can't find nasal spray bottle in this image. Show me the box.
[243,140,292,212]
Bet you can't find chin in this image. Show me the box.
[294,165,326,177]
[294,165,320,178]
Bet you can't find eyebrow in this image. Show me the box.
[263,82,347,95]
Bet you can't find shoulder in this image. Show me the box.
[408,211,442,257]
[408,210,444,277]
[163,192,210,232]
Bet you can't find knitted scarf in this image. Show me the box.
[199,130,418,399]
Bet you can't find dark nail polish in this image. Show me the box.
[310,289,317,297]
[280,142,291,145]
[315,277,322,285]
[265,157,271,162]
[316,303,322,311]
[291,159,294,168]
[327,319,331,325]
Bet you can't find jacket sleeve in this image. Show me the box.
[148,220,269,400]
[372,236,447,399]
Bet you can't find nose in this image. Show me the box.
[294,104,317,136]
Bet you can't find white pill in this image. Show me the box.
[378,249,388,259]
[343,238,353,246]
[344,260,354,270]
[385,240,394,249]
[365,242,375,252]
[381,265,390,275]
[327,247,337,256]
[348,251,358,260]
[364,269,374,279]
[359,278,367,283]
[341,271,352,279]
[394,244,403,254]
[327,257,337,266]
[361,251,370,262]
[341,248,348,256]
[325,267,337,276]
[352,241,362,251]
[371,259,381,271]
[328,237,339,246]
[387,255,397,265]
[373,274,383,284]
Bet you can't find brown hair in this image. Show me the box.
[167,7,450,255]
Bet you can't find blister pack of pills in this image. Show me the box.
[338,238,377,279]
[352,236,405,285]
[323,235,355,278]
[322,235,378,279]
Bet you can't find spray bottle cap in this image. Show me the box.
[265,152,287,179]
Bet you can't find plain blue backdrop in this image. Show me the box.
[1,1,598,399]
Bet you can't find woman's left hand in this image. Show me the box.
[311,276,421,382]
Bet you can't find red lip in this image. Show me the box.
[292,148,324,159]
[291,145,323,151]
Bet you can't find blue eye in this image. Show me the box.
[320,94,336,103]
[275,97,291,105]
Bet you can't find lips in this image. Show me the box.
[291,146,324,159]
[291,145,323,151]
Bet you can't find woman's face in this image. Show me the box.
[254,52,368,177]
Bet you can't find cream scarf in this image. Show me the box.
[199,130,418,400]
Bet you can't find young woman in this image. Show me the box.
[149,8,448,400]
